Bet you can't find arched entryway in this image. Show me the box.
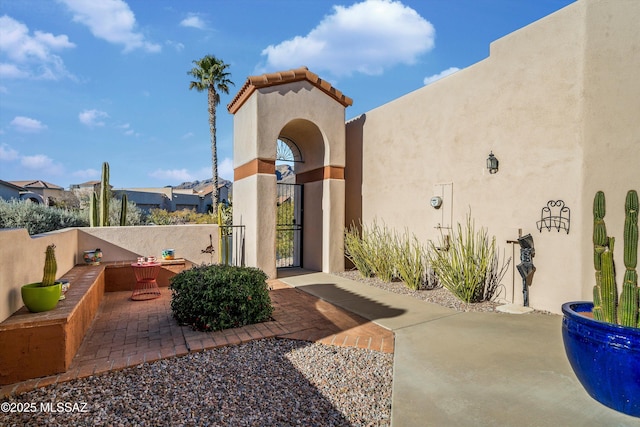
[228,67,352,278]
[275,120,326,271]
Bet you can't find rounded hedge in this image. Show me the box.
[170,264,273,332]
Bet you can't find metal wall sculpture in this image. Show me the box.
[536,200,570,234]
[516,234,536,307]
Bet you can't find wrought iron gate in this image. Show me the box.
[276,183,303,268]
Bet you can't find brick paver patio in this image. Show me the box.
[1,279,394,397]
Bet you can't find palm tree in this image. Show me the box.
[188,55,234,208]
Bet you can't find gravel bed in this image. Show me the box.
[333,270,553,315]
[1,339,392,427]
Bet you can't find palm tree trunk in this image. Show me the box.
[208,85,219,208]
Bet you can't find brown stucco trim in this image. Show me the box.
[234,159,276,181]
[296,166,344,184]
[227,67,353,114]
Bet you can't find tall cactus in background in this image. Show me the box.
[89,162,127,227]
[90,192,98,227]
[618,190,639,327]
[120,193,128,226]
[592,190,639,327]
[99,162,110,227]
[40,244,57,287]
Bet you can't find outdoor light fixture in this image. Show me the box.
[487,151,499,174]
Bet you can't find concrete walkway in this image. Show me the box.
[278,270,639,427]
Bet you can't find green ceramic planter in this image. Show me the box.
[21,282,62,313]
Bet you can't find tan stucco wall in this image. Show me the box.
[78,225,220,265]
[0,228,77,323]
[232,174,277,278]
[579,0,640,304]
[346,0,640,314]
[0,224,220,323]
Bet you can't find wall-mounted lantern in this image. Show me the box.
[487,151,499,174]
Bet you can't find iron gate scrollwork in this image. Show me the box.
[276,183,303,268]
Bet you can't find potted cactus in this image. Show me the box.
[562,190,640,417]
[20,244,63,312]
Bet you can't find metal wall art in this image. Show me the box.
[536,200,570,234]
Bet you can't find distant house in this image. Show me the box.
[5,180,65,205]
[68,181,232,213]
[69,180,102,198]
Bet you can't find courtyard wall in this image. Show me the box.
[346,0,640,314]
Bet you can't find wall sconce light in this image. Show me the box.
[487,151,499,174]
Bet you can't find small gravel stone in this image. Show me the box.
[1,339,392,426]
[333,270,553,315]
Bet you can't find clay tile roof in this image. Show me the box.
[227,66,353,114]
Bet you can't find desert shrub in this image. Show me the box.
[393,230,429,290]
[366,220,397,282]
[346,221,440,290]
[344,222,374,278]
[428,213,510,303]
[0,199,88,234]
[76,194,143,226]
[170,264,273,332]
[147,208,217,225]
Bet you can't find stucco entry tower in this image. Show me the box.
[228,67,353,278]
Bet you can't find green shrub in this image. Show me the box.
[0,199,88,234]
[76,194,143,226]
[170,264,273,331]
[147,208,217,225]
[428,213,510,303]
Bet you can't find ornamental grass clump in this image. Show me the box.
[344,222,374,278]
[170,264,273,332]
[344,220,396,281]
[428,213,509,303]
[592,190,639,327]
[392,230,430,290]
[366,220,397,282]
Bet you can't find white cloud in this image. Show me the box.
[0,143,19,161]
[149,168,194,182]
[58,0,161,53]
[10,116,47,133]
[260,0,435,77]
[0,63,28,79]
[0,15,75,80]
[180,14,206,30]
[72,168,100,179]
[79,109,109,127]
[21,154,64,174]
[118,123,138,136]
[165,40,185,52]
[423,67,460,85]
[218,157,233,181]
[181,132,194,140]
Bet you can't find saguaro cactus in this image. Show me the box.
[89,162,127,227]
[592,190,639,327]
[40,244,57,287]
[99,161,110,227]
[120,193,128,226]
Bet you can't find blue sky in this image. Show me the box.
[0,0,576,189]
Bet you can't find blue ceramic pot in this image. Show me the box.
[562,301,640,417]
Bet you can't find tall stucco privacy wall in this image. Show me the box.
[345,0,640,314]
